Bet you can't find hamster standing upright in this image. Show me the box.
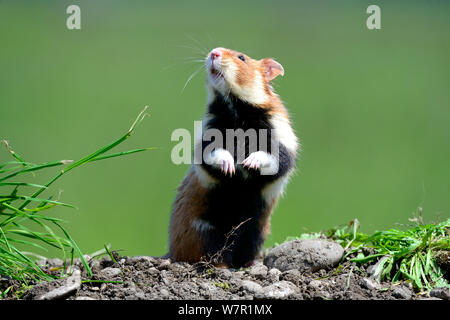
[168,47,299,268]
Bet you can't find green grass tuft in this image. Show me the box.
[0,107,151,289]
[287,211,449,291]
[324,212,449,291]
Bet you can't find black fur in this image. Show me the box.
[196,91,295,267]
[201,91,293,183]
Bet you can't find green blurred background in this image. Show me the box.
[1,0,449,257]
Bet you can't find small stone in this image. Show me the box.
[160,270,168,278]
[100,267,122,278]
[255,281,297,300]
[268,268,282,282]
[281,269,302,285]
[392,285,413,300]
[123,282,138,296]
[160,288,170,298]
[249,264,268,278]
[148,267,159,276]
[264,239,344,272]
[217,268,232,280]
[200,282,217,298]
[241,280,263,294]
[37,270,81,300]
[162,278,170,286]
[158,259,171,270]
[309,280,323,289]
[430,287,450,300]
[127,256,156,265]
[90,259,101,271]
[200,282,216,291]
[360,277,381,290]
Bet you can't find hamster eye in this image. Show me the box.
[238,55,246,62]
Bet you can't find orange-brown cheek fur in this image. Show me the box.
[235,59,256,88]
[221,49,256,89]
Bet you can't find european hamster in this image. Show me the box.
[168,47,299,268]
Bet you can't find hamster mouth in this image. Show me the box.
[209,67,224,80]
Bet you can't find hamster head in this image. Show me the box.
[205,47,284,106]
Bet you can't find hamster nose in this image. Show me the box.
[210,50,221,60]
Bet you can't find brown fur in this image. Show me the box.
[259,197,278,240]
[169,167,208,262]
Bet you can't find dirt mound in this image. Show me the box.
[2,240,448,300]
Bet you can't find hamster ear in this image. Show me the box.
[261,58,284,81]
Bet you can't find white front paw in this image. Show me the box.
[242,151,278,175]
[205,148,235,176]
